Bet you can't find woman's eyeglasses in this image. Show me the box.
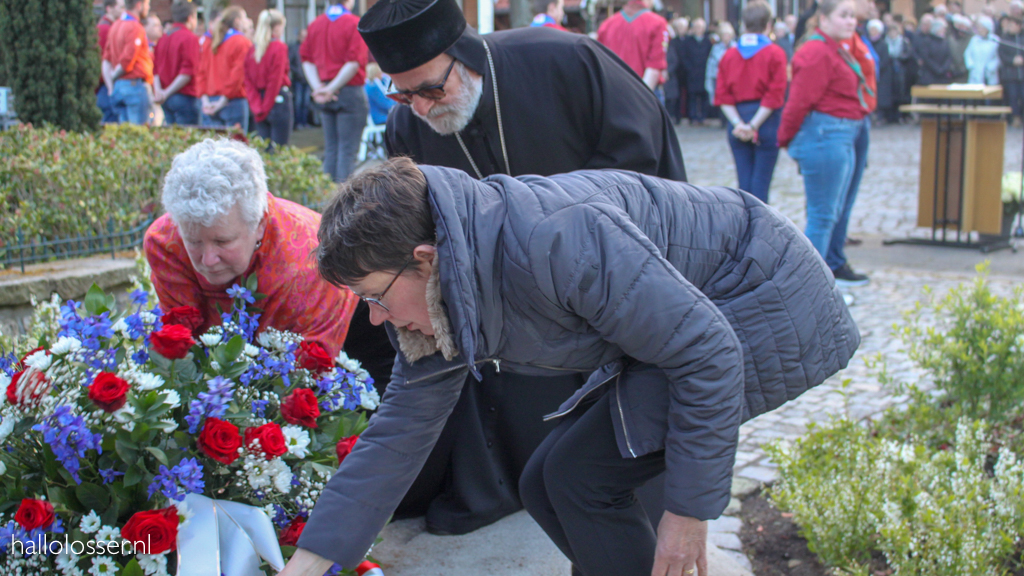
[360,258,413,313]
[385,59,457,105]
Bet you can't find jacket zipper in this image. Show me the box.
[405,357,498,384]
[542,371,621,422]
[615,374,638,457]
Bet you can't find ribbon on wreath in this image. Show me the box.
[176,494,286,576]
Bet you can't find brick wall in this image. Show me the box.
[149,0,271,24]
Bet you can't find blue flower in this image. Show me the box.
[130,289,149,306]
[251,399,269,419]
[99,468,125,484]
[147,457,205,501]
[32,406,103,484]
[226,284,255,304]
[186,377,236,434]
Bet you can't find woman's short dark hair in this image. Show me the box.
[171,0,197,24]
[317,157,436,287]
[743,0,772,33]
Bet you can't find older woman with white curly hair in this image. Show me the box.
[143,138,361,356]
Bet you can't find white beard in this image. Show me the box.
[412,63,484,136]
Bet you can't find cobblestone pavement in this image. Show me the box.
[675,122,1024,569]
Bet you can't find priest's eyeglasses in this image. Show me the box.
[385,58,457,105]
[360,258,413,313]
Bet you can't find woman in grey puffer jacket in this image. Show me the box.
[282,158,860,576]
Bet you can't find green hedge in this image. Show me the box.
[0,124,333,250]
[767,267,1024,576]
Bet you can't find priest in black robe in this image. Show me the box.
[336,0,686,541]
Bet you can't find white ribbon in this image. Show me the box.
[176,494,286,576]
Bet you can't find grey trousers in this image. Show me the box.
[319,85,368,183]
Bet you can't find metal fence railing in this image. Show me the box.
[2,217,155,273]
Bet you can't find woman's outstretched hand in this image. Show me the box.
[651,511,708,576]
[277,548,335,576]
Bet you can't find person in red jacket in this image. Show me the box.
[597,0,669,90]
[97,0,125,123]
[102,0,154,125]
[778,0,875,287]
[714,0,788,204]
[531,0,568,31]
[300,0,369,182]
[198,6,254,132]
[245,9,292,148]
[154,0,201,125]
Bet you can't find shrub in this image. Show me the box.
[767,269,1024,575]
[0,125,333,254]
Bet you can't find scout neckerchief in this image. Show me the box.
[121,12,138,22]
[531,14,558,27]
[737,33,772,59]
[455,40,510,178]
[222,28,243,43]
[326,4,350,21]
[621,8,649,22]
[808,32,875,110]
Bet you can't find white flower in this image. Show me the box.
[355,368,371,382]
[95,525,120,544]
[89,556,118,576]
[282,426,311,458]
[51,336,83,355]
[56,549,81,572]
[113,404,137,431]
[256,332,275,349]
[0,416,14,443]
[243,344,260,358]
[135,372,164,391]
[0,460,6,475]
[172,500,194,531]
[154,418,178,433]
[80,510,102,534]
[111,318,130,336]
[360,387,381,411]
[199,333,222,347]
[137,553,169,576]
[160,390,181,409]
[272,461,294,494]
[24,350,51,371]
[0,372,9,394]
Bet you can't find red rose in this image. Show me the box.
[121,507,179,555]
[244,423,287,459]
[278,517,305,547]
[197,418,242,464]
[160,306,204,337]
[297,341,334,375]
[14,499,55,530]
[6,369,50,407]
[336,434,359,464]
[150,324,196,360]
[280,389,320,428]
[18,347,47,367]
[88,372,130,412]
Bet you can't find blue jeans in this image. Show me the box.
[162,93,199,125]
[318,86,368,182]
[201,97,250,133]
[727,101,781,204]
[787,112,869,270]
[96,86,118,123]
[293,81,311,127]
[111,79,152,125]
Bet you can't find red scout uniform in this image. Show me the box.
[530,14,568,31]
[596,1,668,78]
[197,30,253,100]
[299,5,368,87]
[97,15,115,91]
[713,39,788,108]
[244,40,292,123]
[154,23,201,97]
[778,30,876,146]
[102,13,154,85]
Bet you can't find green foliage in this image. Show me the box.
[0,124,333,251]
[767,268,1024,575]
[896,264,1024,422]
[0,0,100,132]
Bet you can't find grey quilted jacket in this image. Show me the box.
[299,166,860,567]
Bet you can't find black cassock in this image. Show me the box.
[343,26,685,537]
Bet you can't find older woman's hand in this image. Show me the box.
[651,511,708,576]
[277,548,335,576]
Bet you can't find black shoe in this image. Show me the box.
[832,263,869,287]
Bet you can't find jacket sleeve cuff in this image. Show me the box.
[662,451,735,520]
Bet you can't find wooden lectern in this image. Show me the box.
[890,85,1012,252]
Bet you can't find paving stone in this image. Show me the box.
[731,477,761,499]
[724,497,742,516]
[737,466,778,484]
[709,531,744,551]
[708,515,744,533]
[720,549,754,572]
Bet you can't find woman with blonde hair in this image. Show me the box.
[245,9,293,147]
[198,6,253,132]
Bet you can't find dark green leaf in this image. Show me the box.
[144,447,169,467]
[224,335,245,363]
[123,465,144,488]
[121,558,145,576]
[83,284,109,316]
[75,483,110,512]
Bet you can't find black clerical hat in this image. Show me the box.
[358,0,467,74]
